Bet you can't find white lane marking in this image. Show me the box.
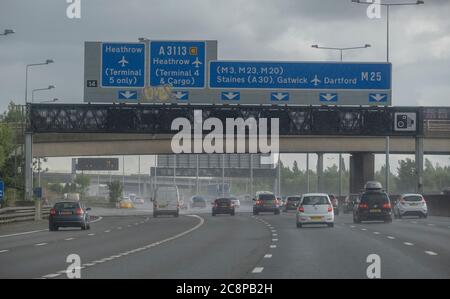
[40,215,205,279]
[361,228,367,231]
[0,229,48,239]
[88,233,96,236]
[350,225,356,228]
[272,234,278,237]
[427,224,435,227]
[264,254,272,259]
[65,238,74,241]
[117,227,122,230]
[373,232,381,235]
[252,267,264,273]
[104,230,111,233]
[411,221,418,224]
[35,243,48,247]
[272,239,278,242]
[127,225,132,228]
[425,251,438,256]
[90,216,103,224]
[43,274,61,278]
[0,250,9,254]
[387,236,396,240]
[270,245,277,249]
[404,242,414,246]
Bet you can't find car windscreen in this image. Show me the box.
[258,194,275,201]
[302,196,329,205]
[193,197,205,202]
[216,198,231,204]
[156,189,177,201]
[54,202,79,210]
[403,195,422,202]
[361,193,389,204]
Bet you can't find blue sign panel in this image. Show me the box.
[369,93,388,103]
[271,92,289,101]
[320,93,338,103]
[210,61,391,90]
[0,180,4,201]
[173,91,189,100]
[221,92,240,101]
[118,90,138,101]
[150,41,206,88]
[33,187,42,199]
[101,43,145,88]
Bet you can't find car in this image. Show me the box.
[353,181,393,224]
[296,193,334,228]
[394,194,428,219]
[230,197,241,208]
[253,192,280,215]
[152,186,180,217]
[328,194,339,215]
[133,197,145,205]
[49,202,91,231]
[284,196,301,212]
[343,194,360,214]
[191,195,208,208]
[119,199,134,209]
[212,198,235,216]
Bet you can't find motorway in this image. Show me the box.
[0,203,449,279]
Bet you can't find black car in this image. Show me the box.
[284,196,301,212]
[49,202,91,231]
[212,198,235,216]
[253,192,280,215]
[353,190,393,223]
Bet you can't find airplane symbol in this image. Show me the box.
[192,57,203,69]
[118,56,129,67]
[311,75,321,87]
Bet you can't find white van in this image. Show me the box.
[152,186,180,218]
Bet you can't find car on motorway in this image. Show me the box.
[253,191,280,215]
[119,199,134,209]
[284,196,301,212]
[190,195,208,208]
[296,193,334,228]
[394,194,428,219]
[230,197,241,208]
[328,194,339,215]
[212,198,236,216]
[152,186,180,217]
[133,197,145,205]
[49,202,91,231]
[353,181,393,224]
[343,194,360,214]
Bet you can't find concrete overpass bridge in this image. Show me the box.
[25,103,450,199]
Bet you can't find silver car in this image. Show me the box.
[394,194,428,219]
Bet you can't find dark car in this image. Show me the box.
[191,195,207,208]
[49,202,91,231]
[353,190,393,224]
[284,196,301,212]
[328,194,339,215]
[212,198,235,216]
[344,194,360,214]
[253,192,280,215]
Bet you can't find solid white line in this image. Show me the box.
[43,274,61,278]
[35,243,48,247]
[264,254,272,259]
[404,242,414,246]
[252,267,264,273]
[425,251,438,256]
[0,229,48,239]
[0,250,9,254]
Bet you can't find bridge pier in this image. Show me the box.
[349,153,375,194]
[317,153,324,193]
[415,137,424,194]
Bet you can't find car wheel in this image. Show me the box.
[296,222,302,228]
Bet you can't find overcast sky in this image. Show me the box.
[1,0,449,173]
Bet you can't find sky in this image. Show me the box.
[1,0,449,173]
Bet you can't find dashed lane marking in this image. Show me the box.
[252,267,264,274]
[35,243,48,247]
[264,254,272,259]
[404,242,414,246]
[425,251,438,256]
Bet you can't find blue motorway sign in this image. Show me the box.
[150,41,206,88]
[209,61,391,90]
[101,43,145,88]
[0,180,4,201]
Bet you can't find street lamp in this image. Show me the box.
[25,59,54,104]
[0,29,15,36]
[311,44,371,62]
[32,85,55,103]
[351,0,424,62]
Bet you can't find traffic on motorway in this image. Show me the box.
[1,0,450,287]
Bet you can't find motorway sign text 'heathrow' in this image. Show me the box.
[209,61,391,90]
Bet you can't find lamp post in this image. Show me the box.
[25,59,54,104]
[352,0,424,193]
[32,85,55,103]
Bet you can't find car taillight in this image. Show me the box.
[328,205,333,213]
[256,200,262,205]
[50,208,56,216]
[383,203,391,209]
[359,203,369,209]
[75,208,83,215]
[298,206,305,213]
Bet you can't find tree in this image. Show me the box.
[74,174,91,199]
[395,158,416,193]
[107,180,123,204]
